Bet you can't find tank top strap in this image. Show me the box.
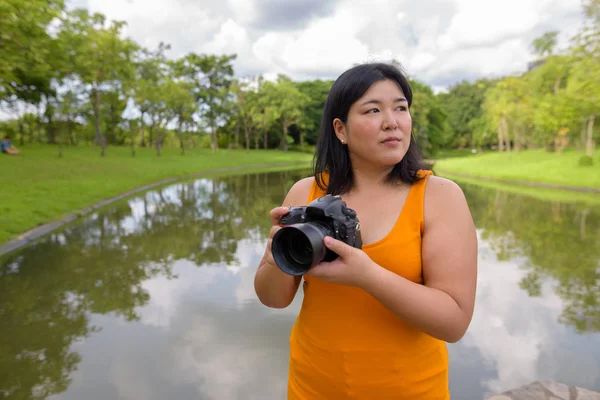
[307,174,328,203]
[402,169,433,236]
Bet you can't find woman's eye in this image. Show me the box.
[367,108,379,113]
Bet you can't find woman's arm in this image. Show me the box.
[306,177,478,342]
[361,177,478,342]
[254,177,314,309]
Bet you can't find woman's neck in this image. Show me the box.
[349,160,395,193]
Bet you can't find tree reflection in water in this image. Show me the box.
[0,169,302,400]
[1,170,599,399]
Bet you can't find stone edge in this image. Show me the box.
[0,161,310,258]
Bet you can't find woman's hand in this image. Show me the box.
[305,236,378,287]
[263,206,290,269]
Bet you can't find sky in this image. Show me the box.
[67,0,585,92]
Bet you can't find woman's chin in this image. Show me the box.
[382,153,407,166]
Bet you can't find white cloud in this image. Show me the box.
[459,230,569,396]
[68,0,585,88]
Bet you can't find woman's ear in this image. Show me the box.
[333,118,347,144]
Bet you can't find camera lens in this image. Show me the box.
[285,229,313,266]
[272,222,334,275]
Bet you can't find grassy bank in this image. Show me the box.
[0,145,312,245]
[434,149,600,189]
[439,171,600,206]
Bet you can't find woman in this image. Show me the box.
[254,62,478,399]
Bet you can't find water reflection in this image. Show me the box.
[0,170,599,400]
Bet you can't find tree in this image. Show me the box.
[532,31,559,57]
[58,9,138,156]
[0,0,64,101]
[438,79,494,148]
[175,54,236,151]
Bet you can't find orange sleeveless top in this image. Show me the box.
[287,170,450,400]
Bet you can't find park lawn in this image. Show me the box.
[0,145,313,245]
[434,148,600,189]
[439,171,600,206]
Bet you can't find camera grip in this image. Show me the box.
[279,206,307,225]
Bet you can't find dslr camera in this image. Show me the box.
[271,195,362,276]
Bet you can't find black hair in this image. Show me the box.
[312,62,426,195]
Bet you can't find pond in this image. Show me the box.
[1,169,599,400]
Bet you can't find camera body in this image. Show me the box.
[272,195,362,276]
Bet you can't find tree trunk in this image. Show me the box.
[46,108,56,145]
[140,112,146,147]
[93,87,106,157]
[580,118,586,152]
[244,125,250,150]
[211,119,217,152]
[36,102,43,143]
[553,76,561,95]
[586,114,595,157]
[93,87,100,145]
[234,122,239,149]
[179,120,185,156]
[109,103,116,143]
[155,131,161,157]
[514,128,521,152]
[280,119,289,151]
[497,120,504,152]
[500,117,511,152]
[263,113,268,149]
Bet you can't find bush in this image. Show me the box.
[290,144,315,154]
[578,155,594,166]
[199,135,212,149]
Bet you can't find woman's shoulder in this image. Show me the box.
[282,176,316,207]
[424,175,464,197]
[423,174,470,224]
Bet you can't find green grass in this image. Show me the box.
[430,148,477,160]
[0,144,313,245]
[437,171,600,206]
[434,148,600,189]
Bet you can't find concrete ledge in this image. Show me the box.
[0,162,310,258]
[489,381,600,400]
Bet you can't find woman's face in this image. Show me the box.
[334,79,412,169]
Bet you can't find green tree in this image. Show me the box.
[532,31,559,57]
[410,79,450,158]
[58,9,138,156]
[295,79,333,146]
[438,79,494,148]
[175,54,237,151]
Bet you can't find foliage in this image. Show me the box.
[0,0,598,160]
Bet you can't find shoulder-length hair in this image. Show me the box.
[312,62,426,195]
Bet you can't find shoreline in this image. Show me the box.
[434,168,600,193]
[0,162,310,258]
[4,162,598,258]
